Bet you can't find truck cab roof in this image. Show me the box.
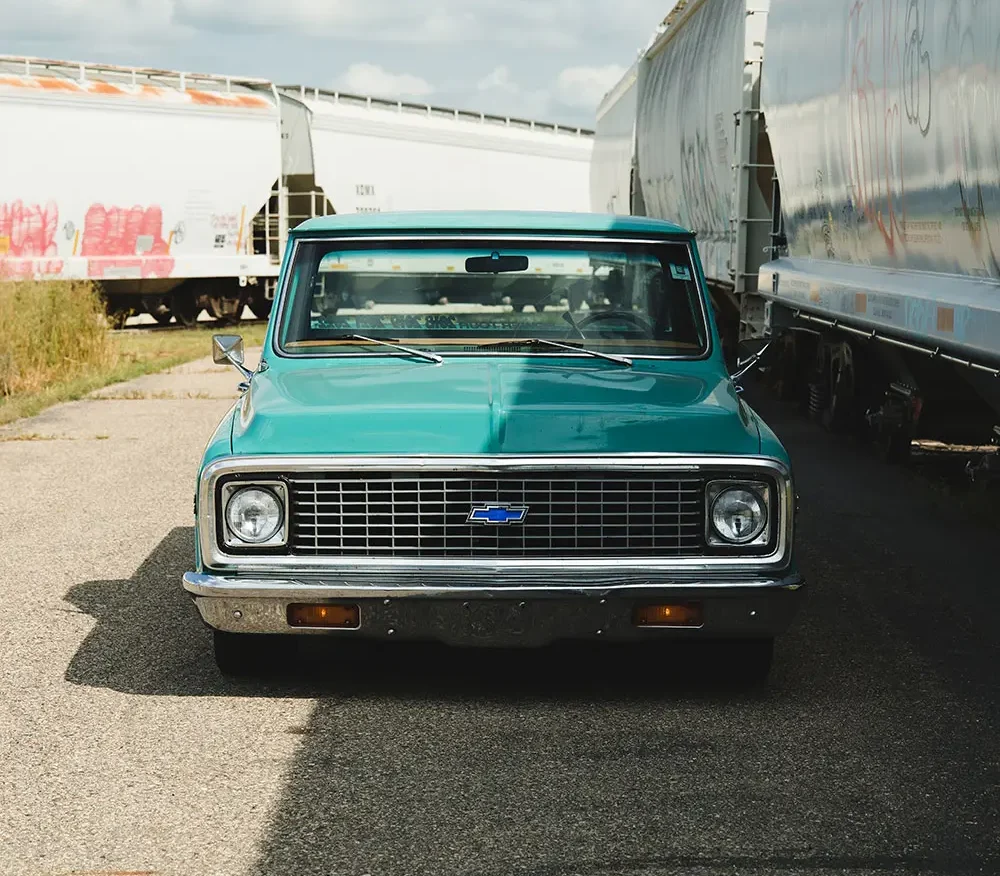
[291,211,693,237]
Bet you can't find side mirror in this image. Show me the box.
[212,334,253,381]
[731,337,773,384]
[213,334,244,365]
[736,337,771,362]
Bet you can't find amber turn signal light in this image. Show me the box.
[287,603,360,629]
[633,603,703,627]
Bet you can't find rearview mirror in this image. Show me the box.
[465,253,529,274]
[213,334,245,366]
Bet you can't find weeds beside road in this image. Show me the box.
[0,280,266,426]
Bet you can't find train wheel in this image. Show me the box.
[208,295,242,326]
[144,297,173,326]
[246,293,272,320]
[873,423,912,464]
[170,292,200,328]
[105,297,134,329]
[822,341,857,433]
[807,343,830,424]
[768,332,810,406]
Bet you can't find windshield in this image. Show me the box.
[276,238,709,358]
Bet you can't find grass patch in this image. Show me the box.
[0,280,266,426]
[92,389,234,401]
[0,432,71,442]
[0,280,114,396]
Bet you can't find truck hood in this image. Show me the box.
[231,358,760,456]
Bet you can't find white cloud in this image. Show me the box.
[555,64,627,109]
[470,63,625,121]
[8,0,667,48]
[473,65,552,119]
[477,66,517,94]
[336,63,433,100]
[5,0,187,45]
[4,0,667,123]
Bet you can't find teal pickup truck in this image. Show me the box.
[184,212,801,679]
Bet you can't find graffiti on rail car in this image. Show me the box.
[80,204,175,279]
[846,0,915,256]
[635,0,744,283]
[0,200,63,278]
[902,0,932,136]
[765,0,1000,280]
[943,0,1000,278]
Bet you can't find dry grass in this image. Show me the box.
[0,280,114,397]
[0,280,267,426]
[0,432,70,442]
[92,389,233,401]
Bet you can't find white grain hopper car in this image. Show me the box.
[0,56,593,326]
[593,0,1000,459]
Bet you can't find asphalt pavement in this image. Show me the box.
[0,359,998,876]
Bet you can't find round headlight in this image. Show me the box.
[711,487,767,544]
[225,487,283,544]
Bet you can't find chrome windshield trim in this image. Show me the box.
[269,235,713,364]
[197,455,793,574]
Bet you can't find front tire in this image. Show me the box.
[708,638,774,684]
[732,638,774,683]
[213,630,296,677]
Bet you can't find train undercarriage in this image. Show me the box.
[100,278,274,329]
[753,323,1000,485]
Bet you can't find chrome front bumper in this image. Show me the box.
[183,571,804,646]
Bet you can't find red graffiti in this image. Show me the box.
[0,200,64,278]
[81,204,175,278]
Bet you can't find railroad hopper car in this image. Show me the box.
[0,56,594,326]
[593,0,1000,459]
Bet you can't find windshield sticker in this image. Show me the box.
[669,264,692,281]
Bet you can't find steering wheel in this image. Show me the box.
[567,310,654,339]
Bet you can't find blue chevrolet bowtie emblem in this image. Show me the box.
[467,503,529,525]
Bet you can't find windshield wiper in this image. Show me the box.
[477,338,632,368]
[327,335,443,364]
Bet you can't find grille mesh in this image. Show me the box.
[286,472,706,557]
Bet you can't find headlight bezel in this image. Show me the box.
[219,480,289,550]
[705,479,774,550]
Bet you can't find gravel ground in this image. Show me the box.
[0,360,997,876]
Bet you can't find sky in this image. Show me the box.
[5,1,670,127]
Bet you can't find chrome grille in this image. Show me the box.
[286,473,705,557]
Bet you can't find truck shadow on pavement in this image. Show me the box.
[245,392,1000,876]
[61,396,1000,873]
[63,525,791,700]
[63,527,241,697]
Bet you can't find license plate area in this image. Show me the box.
[462,600,532,642]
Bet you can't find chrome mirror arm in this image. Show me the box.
[730,341,771,385]
[226,354,254,382]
